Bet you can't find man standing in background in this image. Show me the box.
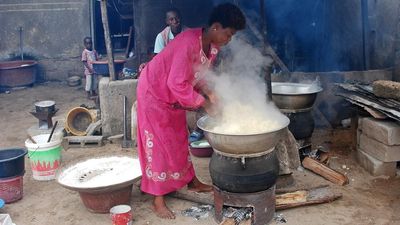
[153,8,186,54]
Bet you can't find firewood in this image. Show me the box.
[276,190,307,205]
[240,219,252,225]
[275,186,342,210]
[302,157,349,185]
[219,218,236,225]
[219,218,252,225]
[171,185,342,210]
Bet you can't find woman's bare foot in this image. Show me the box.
[152,196,175,219]
[187,176,213,192]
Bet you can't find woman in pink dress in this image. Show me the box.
[136,3,246,219]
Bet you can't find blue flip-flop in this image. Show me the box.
[0,198,4,208]
[189,131,204,143]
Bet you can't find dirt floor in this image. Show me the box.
[0,82,399,225]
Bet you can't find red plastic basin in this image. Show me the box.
[0,175,23,203]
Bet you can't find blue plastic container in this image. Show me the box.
[0,148,27,178]
[92,60,126,76]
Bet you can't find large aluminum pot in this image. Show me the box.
[271,82,323,110]
[197,115,289,154]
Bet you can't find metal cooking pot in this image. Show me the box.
[271,82,323,110]
[34,100,56,113]
[209,149,279,193]
[197,115,289,154]
[284,110,315,139]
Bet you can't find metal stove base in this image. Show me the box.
[213,185,275,225]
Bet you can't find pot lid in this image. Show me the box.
[35,100,55,108]
[271,82,323,95]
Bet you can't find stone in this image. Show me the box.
[359,133,400,162]
[357,148,397,177]
[276,128,301,175]
[359,117,400,145]
[373,80,400,101]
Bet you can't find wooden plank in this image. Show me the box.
[363,106,387,119]
[100,0,116,81]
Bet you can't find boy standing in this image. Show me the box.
[81,37,99,98]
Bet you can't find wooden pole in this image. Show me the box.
[259,0,273,101]
[133,0,142,67]
[394,1,400,81]
[100,0,116,81]
[361,0,370,70]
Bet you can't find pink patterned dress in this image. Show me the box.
[136,28,219,196]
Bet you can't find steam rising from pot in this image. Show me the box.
[205,36,289,135]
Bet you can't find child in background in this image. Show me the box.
[81,37,99,99]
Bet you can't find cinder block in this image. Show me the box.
[357,129,361,145]
[357,148,397,177]
[359,133,400,162]
[99,78,138,137]
[359,117,400,145]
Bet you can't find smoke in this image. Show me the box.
[206,36,288,134]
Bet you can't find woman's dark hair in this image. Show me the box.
[208,3,246,30]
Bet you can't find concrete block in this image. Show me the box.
[357,148,397,177]
[99,78,138,137]
[359,117,400,145]
[357,116,367,131]
[359,133,400,162]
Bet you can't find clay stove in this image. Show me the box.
[214,185,275,225]
[30,100,58,129]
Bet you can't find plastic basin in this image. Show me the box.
[0,148,27,178]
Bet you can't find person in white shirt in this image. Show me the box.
[153,8,187,54]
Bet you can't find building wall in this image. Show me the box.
[368,0,399,69]
[0,0,90,81]
[0,0,399,81]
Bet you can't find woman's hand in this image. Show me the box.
[203,99,218,117]
[207,91,219,105]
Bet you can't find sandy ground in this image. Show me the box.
[0,82,399,225]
